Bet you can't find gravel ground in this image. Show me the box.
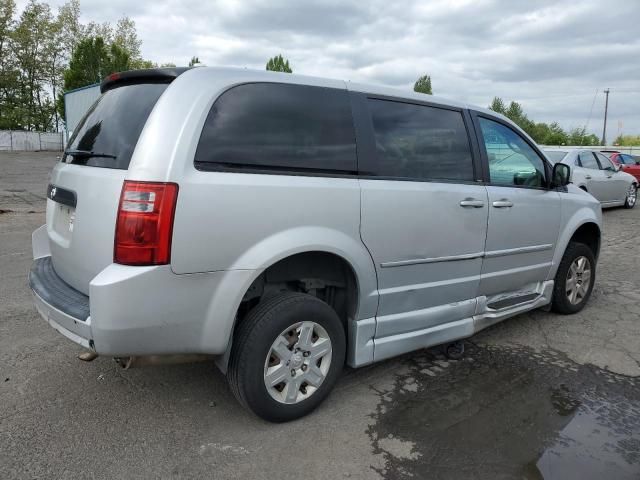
[1,152,639,479]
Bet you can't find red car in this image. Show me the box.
[602,150,640,183]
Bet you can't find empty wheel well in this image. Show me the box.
[236,251,358,335]
[569,222,601,259]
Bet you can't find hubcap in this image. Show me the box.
[627,185,637,206]
[566,256,592,305]
[264,321,332,404]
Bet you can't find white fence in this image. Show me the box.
[541,145,640,155]
[0,130,63,152]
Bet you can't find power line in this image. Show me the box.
[583,88,599,132]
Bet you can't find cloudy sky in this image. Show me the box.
[18,0,640,138]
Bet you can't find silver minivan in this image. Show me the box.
[30,67,602,421]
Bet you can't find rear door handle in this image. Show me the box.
[585,175,592,180]
[459,199,485,208]
[492,199,513,208]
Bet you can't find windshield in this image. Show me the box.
[65,83,168,169]
[543,150,568,164]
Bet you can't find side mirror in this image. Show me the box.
[615,164,622,172]
[551,163,571,188]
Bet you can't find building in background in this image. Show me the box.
[64,84,101,142]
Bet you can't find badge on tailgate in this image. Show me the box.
[47,184,77,208]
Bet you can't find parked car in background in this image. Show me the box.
[30,67,603,422]
[544,149,637,209]
[601,150,640,183]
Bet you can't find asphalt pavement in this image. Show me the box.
[1,152,639,479]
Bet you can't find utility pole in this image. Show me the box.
[602,88,610,145]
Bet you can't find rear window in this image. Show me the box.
[578,151,599,169]
[64,83,168,169]
[194,83,357,173]
[367,99,474,181]
[543,150,568,163]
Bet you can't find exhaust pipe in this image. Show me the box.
[114,354,213,369]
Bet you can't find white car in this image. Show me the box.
[544,149,638,209]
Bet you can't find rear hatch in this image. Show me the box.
[47,69,184,295]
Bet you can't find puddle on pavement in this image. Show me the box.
[368,344,640,479]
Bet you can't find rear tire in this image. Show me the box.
[551,242,596,314]
[624,184,637,209]
[227,292,346,422]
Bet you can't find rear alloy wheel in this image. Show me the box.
[264,321,332,404]
[228,292,345,422]
[552,242,596,314]
[624,184,637,209]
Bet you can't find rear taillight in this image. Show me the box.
[114,181,179,266]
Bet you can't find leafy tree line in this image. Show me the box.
[614,134,640,146]
[488,96,600,146]
[411,73,604,146]
[0,0,170,132]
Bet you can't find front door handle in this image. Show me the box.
[492,199,513,208]
[459,198,485,208]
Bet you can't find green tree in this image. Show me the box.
[134,59,156,69]
[529,122,551,144]
[112,16,142,65]
[57,0,82,57]
[613,134,640,146]
[84,20,112,42]
[488,96,506,115]
[544,122,569,145]
[266,54,292,73]
[413,74,432,95]
[11,0,57,131]
[505,101,525,124]
[0,0,18,128]
[568,127,599,146]
[188,56,200,67]
[62,37,109,87]
[57,36,130,119]
[488,97,557,144]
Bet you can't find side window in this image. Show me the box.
[367,99,474,181]
[595,152,616,171]
[195,83,357,172]
[579,152,600,169]
[478,117,546,188]
[621,154,637,165]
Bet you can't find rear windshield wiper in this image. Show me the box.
[64,149,117,159]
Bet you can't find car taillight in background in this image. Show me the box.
[114,181,179,265]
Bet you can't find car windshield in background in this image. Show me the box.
[543,150,568,163]
[64,83,168,170]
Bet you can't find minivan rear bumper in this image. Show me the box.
[30,225,258,357]
[30,256,93,350]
